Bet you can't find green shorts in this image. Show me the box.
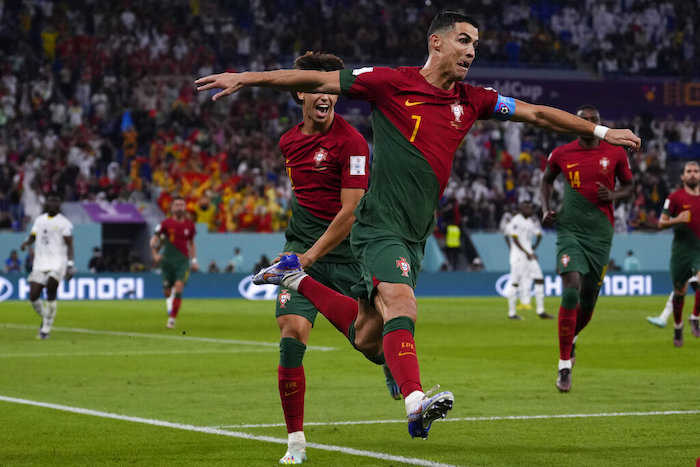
[556,231,611,292]
[275,259,362,325]
[349,223,425,301]
[160,257,190,289]
[670,251,700,289]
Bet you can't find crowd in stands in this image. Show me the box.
[0,0,699,246]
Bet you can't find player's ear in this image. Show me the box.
[296,91,304,102]
[429,33,441,52]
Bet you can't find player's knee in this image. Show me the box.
[279,337,306,368]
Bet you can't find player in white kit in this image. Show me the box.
[505,201,553,320]
[20,193,75,339]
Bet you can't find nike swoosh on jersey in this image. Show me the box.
[404,99,425,107]
[566,163,579,168]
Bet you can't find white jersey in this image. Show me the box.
[507,213,542,263]
[30,213,73,271]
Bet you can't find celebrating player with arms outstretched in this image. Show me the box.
[197,10,640,440]
[657,161,700,347]
[540,105,635,392]
[269,51,393,465]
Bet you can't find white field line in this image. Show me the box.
[0,323,336,351]
[214,409,700,429]
[0,348,275,358]
[0,395,462,467]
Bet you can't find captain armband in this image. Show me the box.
[492,95,516,121]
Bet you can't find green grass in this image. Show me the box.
[0,296,698,466]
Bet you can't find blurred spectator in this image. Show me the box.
[623,250,641,272]
[207,260,221,273]
[4,249,21,274]
[608,258,622,272]
[88,247,106,273]
[225,247,244,273]
[253,254,270,273]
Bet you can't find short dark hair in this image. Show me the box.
[427,11,480,40]
[293,51,344,72]
[291,51,344,104]
[172,196,185,202]
[47,191,61,200]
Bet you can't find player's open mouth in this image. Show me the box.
[457,61,470,70]
[315,104,330,118]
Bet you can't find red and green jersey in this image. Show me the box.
[547,140,632,238]
[155,217,196,263]
[280,114,369,263]
[340,66,499,242]
[662,188,700,256]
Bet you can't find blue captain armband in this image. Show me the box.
[492,95,516,121]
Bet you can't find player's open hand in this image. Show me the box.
[152,253,162,267]
[195,73,245,101]
[542,210,557,227]
[596,182,614,202]
[605,129,641,151]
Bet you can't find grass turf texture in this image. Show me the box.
[0,296,698,466]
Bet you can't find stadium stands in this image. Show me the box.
[0,0,698,269]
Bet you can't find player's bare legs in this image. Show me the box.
[276,314,311,463]
[556,271,581,392]
[352,298,384,358]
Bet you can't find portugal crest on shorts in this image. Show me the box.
[396,257,411,277]
[561,254,571,267]
[278,289,291,308]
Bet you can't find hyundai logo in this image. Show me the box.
[238,275,279,300]
[0,276,14,302]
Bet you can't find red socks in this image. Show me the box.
[672,293,685,325]
[170,296,182,318]
[298,277,358,338]
[383,329,422,398]
[693,288,700,317]
[278,365,305,433]
[558,306,577,360]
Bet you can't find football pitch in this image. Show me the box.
[0,296,698,466]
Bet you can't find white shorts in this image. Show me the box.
[509,257,543,285]
[28,267,65,286]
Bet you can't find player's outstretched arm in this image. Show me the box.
[511,100,641,151]
[195,70,341,102]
